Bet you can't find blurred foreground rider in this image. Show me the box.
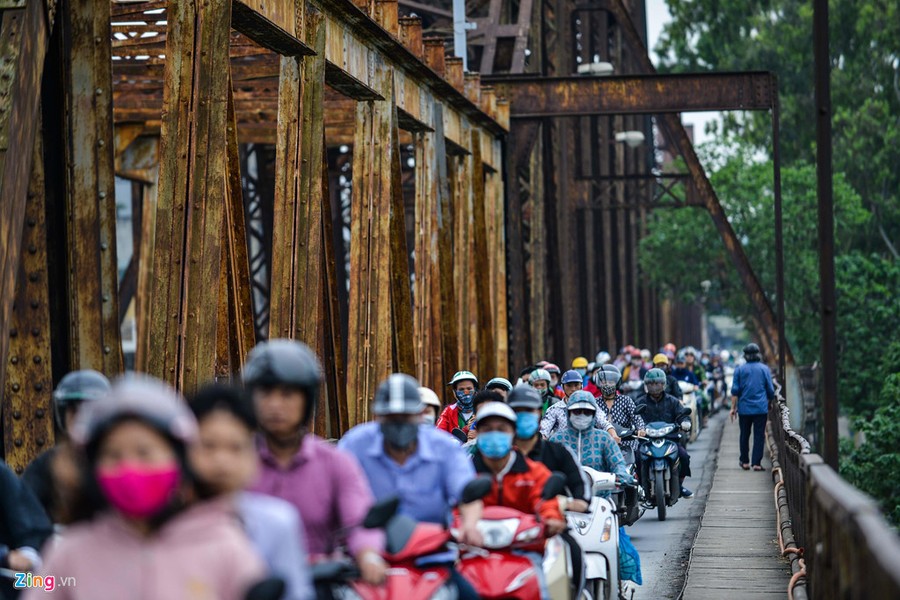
[23,370,111,523]
[243,340,386,585]
[339,374,483,599]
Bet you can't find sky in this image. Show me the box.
[645,0,719,145]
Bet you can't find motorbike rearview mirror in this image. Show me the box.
[541,472,567,500]
[363,496,400,529]
[244,577,286,600]
[450,428,468,444]
[461,476,493,504]
[680,407,692,417]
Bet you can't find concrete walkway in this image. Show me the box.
[681,415,791,599]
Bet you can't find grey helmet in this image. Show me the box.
[485,377,513,393]
[53,369,111,431]
[594,364,621,395]
[374,373,424,416]
[242,339,322,426]
[506,385,543,410]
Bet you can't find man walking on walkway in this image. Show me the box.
[730,343,775,471]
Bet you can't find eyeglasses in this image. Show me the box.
[569,409,595,416]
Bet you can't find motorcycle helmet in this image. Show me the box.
[571,357,589,369]
[448,370,479,389]
[53,369,111,432]
[485,377,513,394]
[506,386,543,411]
[594,366,621,396]
[561,370,583,385]
[242,339,322,427]
[373,374,423,416]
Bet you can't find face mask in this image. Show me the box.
[477,431,513,459]
[455,390,474,411]
[631,359,642,367]
[570,414,594,431]
[421,413,436,426]
[515,412,540,439]
[599,382,617,396]
[575,368,587,377]
[97,461,180,519]
[381,421,419,450]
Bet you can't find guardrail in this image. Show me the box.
[767,379,900,599]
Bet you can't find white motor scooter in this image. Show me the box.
[565,467,622,600]
[677,381,700,443]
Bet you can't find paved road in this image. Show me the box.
[627,412,727,600]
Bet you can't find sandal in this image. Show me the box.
[740,463,750,470]
[752,465,765,471]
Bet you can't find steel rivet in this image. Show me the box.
[102,294,110,302]
[9,328,17,337]
[30,300,39,309]
[33,355,42,364]
[34,382,43,391]
[10,356,18,364]
[26,218,35,227]
[13,410,21,419]
[95,36,101,43]
[14,439,23,447]
[36,437,45,447]
[12,383,20,392]
[35,409,45,418]
[103,345,111,354]
[15,466,23,474]
[100,242,108,250]
[28,244,36,254]
[169,367,175,373]
[31,328,39,337]
[95,88,102,96]
[28,273,38,282]
[98,139,105,147]
[99,191,107,199]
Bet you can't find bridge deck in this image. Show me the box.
[682,416,791,598]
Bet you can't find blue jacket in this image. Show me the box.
[731,361,775,415]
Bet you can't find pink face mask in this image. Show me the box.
[97,462,181,519]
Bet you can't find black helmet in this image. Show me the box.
[374,374,424,416]
[506,385,543,410]
[53,370,111,431]
[743,343,761,362]
[242,339,322,426]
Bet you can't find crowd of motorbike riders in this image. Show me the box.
[0,340,737,600]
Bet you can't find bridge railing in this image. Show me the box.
[768,379,900,599]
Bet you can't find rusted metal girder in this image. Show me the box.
[3,126,54,473]
[60,0,123,375]
[601,0,788,362]
[146,0,232,390]
[0,0,50,396]
[347,58,396,424]
[471,128,496,379]
[269,8,326,344]
[485,72,777,118]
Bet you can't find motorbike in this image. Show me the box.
[676,381,700,442]
[637,409,692,522]
[610,424,644,527]
[454,473,586,600]
[313,485,488,600]
[566,468,621,600]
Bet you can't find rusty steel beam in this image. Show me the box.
[485,72,776,118]
[471,128,496,378]
[147,0,232,390]
[347,58,396,425]
[3,127,54,472]
[60,0,123,375]
[0,0,50,396]
[388,115,415,375]
[231,0,315,57]
[604,0,787,360]
[269,9,327,344]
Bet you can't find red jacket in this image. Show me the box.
[584,380,601,398]
[436,403,475,434]
[473,450,564,523]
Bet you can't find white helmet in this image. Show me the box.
[418,386,442,409]
[530,368,551,384]
[595,351,611,365]
[474,401,517,426]
[448,370,478,388]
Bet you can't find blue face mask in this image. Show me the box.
[477,431,513,459]
[455,390,474,411]
[515,412,540,439]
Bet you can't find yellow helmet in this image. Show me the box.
[571,356,589,369]
[652,353,670,365]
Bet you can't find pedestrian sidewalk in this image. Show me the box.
[681,416,791,598]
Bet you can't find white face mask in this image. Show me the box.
[421,413,436,425]
[570,414,594,431]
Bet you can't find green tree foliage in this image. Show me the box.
[656,0,900,255]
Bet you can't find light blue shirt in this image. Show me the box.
[731,361,775,415]
[338,423,476,525]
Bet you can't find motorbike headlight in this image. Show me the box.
[515,525,542,544]
[476,518,519,549]
[645,424,675,437]
[600,516,613,542]
[681,420,692,431]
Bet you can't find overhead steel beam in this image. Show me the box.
[486,72,776,118]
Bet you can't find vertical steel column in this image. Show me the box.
[814,0,838,468]
[773,83,786,386]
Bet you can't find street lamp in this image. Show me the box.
[615,131,646,148]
